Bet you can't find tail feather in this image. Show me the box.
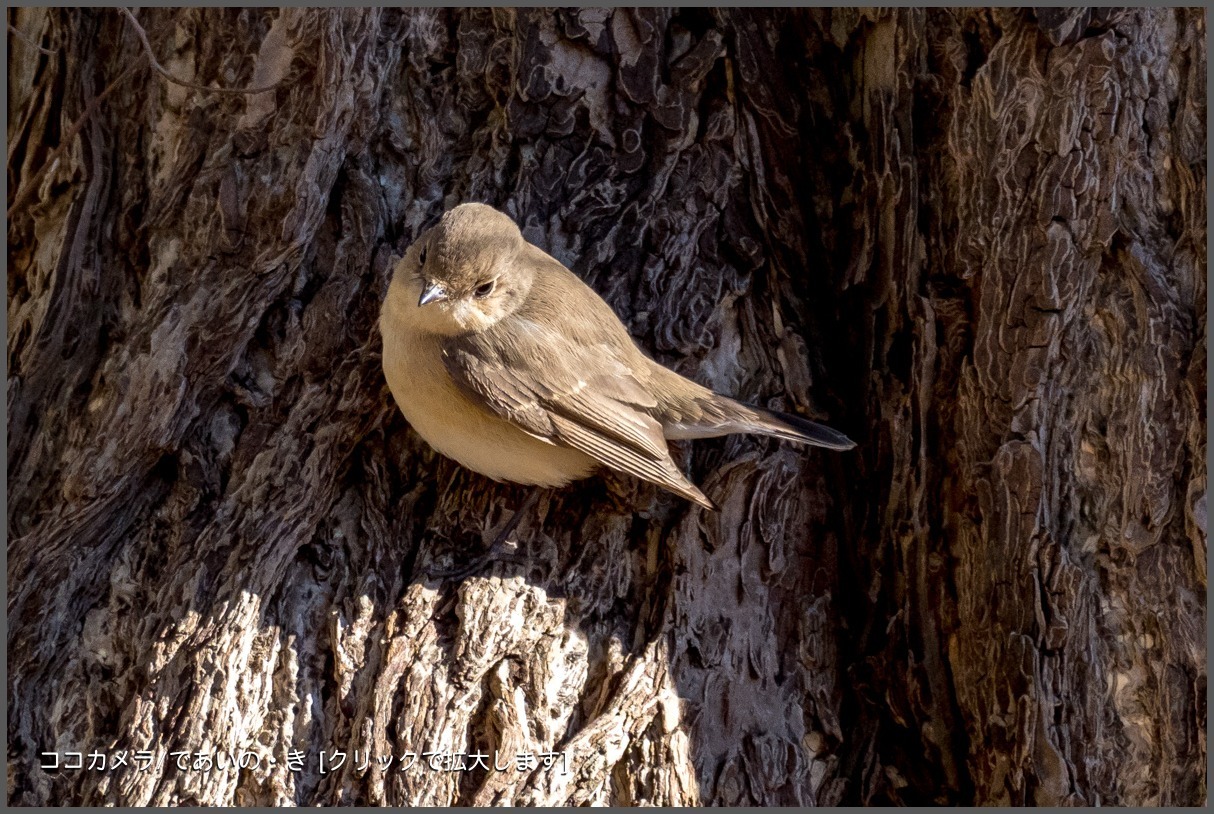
[748,406,856,450]
[662,394,856,451]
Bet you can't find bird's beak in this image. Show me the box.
[418,281,448,307]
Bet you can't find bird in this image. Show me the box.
[379,202,853,555]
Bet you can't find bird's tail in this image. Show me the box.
[663,393,856,450]
[737,404,856,450]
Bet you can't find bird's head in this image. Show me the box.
[389,203,533,336]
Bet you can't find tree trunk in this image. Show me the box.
[7,7,1205,806]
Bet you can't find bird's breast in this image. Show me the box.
[379,298,598,487]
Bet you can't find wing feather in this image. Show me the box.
[442,323,713,509]
[549,415,713,509]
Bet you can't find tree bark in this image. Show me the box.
[7,7,1205,806]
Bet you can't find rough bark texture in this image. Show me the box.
[6,7,1206,806]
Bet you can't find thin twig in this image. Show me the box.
[6,55,147,220]
[8,22,59,56]
[117,7,280,95]
[8,9,285,219]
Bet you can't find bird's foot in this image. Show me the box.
[427,540,526,581]
[427,489,541,580]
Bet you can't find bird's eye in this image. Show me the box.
[418,247,427,267]
[474,279,496,299]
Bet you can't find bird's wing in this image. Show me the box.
[442,322,714,509]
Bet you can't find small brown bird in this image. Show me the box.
[380,203,853,517]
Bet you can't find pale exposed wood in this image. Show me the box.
[7,7,1206,805]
